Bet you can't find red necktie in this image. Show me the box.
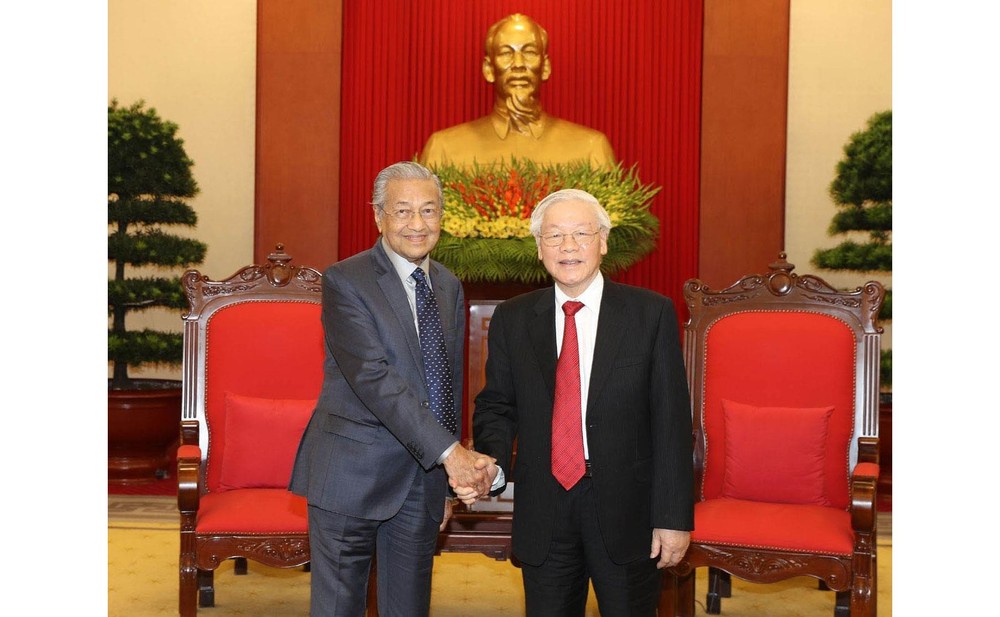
[552,300,586,490]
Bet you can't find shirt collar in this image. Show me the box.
[380,236,430,285]
[554,274,604,312]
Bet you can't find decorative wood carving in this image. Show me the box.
[182,244,323,321]
[196,536,310,570]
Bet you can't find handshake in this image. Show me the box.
[443,444,500,506]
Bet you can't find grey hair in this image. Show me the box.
[529,189,613,237]
[371,161,443,211]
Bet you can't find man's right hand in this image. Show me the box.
[443,445,495,499]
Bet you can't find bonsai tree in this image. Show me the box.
[812,109,891,386]
[108,100,206,390]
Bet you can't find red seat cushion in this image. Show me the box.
[692,498,854,556]
[196,489,309,533]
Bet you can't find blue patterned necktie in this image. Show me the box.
[411,268,457,435]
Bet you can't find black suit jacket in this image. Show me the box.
[473,278,693,565]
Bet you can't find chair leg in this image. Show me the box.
[179,561,198,617]
[707,567,731,597]
[834,590,849,617]
[197,568,215,608]
[659,568,696,617]
[668,568,696,617]
[234,556,248,575]
[659,570,677,617]
[706,568,729,614]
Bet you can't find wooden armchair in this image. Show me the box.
[176,246,324,616]
[660,254,884,617]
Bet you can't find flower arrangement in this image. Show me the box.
[430,158,661,283]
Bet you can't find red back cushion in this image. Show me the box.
[203,300,324,493]
[721,399,834,505]
[700,311,856,509]
[217,392,316,490]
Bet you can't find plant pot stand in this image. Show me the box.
[108,379,182,484]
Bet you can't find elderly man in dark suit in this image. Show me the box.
[290,161,494,617]
[468,188,694,616]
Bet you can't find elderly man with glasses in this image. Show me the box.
[460,188,694,617]
[291,160,498,617]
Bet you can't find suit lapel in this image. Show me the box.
[371,240,424,371]
[528,289,558,405]
[587,280,627,417]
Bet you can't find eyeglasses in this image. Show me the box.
[382,206,442,222]
[538,230,601,248]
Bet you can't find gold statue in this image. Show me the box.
[419,13,616,170]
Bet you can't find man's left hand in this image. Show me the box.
[650,528,691,569]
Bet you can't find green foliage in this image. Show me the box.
[829,202,891,235]
[108,278,191,312]
[109,196,199,226]
[109,100,198,199]
[812,110,892,388]
[108,330,184,366]
[108,229,207,268]
[429,158,660,283]
[812,240,892,272]
[108,100,204,388]
[830,110,892,207]
[812,110,892,274]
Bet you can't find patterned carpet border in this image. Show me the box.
[109,495,178,526]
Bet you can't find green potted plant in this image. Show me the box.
[811,109,892,387]
[108,99,206,483]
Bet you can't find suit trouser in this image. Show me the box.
[520,476,662,617]
[307,473,439,617]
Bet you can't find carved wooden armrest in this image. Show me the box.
[177,443,202,514]
[850,458,880,535]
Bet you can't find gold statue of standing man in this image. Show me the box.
[419,13,617,170]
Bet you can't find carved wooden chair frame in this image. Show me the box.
[176,245,323,616]
[660,254,884,617]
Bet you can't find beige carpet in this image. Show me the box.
[109,496,892,616]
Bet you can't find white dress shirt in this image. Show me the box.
[554,275,604,459]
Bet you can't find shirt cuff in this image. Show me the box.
[491,466,506,491]
[436,440,459,465]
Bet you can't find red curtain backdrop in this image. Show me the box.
[338,0,702,309]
